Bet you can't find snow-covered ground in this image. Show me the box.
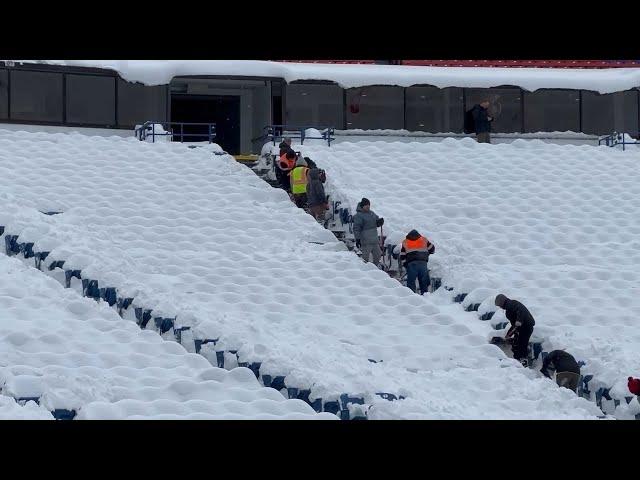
[331,130,601,147]
[295,137,640,416]
[0,253,334,419]
[0,129,606,419]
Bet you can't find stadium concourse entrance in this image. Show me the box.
[169,77,276,155]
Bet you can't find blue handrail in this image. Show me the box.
[598,131,640,151]
[135,121,217,144]
[265,125,335,147]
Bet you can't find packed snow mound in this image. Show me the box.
[0,395,54,420]
[0,129,603,418]
[15,60,640,94]
[297,138,640,402]
[0,254,332,419]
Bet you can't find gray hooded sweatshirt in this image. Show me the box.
[306,168,326,207]
[353,203,380,245]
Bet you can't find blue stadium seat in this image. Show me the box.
[100,287,117,306]
[64,269,82,288]
[81,279,100,300]
[173,326,190,344]
[479,311,495,321]
[262,375,286,391]
[153,317,175,335]
[454,293,468,303]
[51,409,76,420]
[48,260,65,271]
[532,342,543,360]
[134,308,152,328]
[323,400,340,415]
[116,297,133,316]
[21,242,35,258]
[465,303,480,312]
[4,235,19,256]
[215,351,225,368]
[34,251,50,270]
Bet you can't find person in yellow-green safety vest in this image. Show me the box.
[289,156,309,208]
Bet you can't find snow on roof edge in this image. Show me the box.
[8,60,640,94]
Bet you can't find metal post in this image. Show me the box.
[152,123,155,143]
[181,123,184,143]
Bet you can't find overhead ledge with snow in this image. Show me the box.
[7,60,640,94]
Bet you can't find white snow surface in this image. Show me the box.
[0,254,333,419]
[0,394,53,419]
[0,129,603,419]
[296,137,640,407]
[12,60,640,93]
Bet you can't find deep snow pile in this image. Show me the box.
[0,253,333,419]
[0,129,603,418]
[297,137,640,413]
[16,60,640,93]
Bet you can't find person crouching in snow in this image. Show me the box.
[395,229,435,295]
[352,198,384,266]
[289,156,309,208]
[494,294,536,367]
[306,163,329,222]
[540,350,581,392]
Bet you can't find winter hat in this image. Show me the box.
[494,294,508,308]
[295,156,307,167]
[406,229,421,239]
[628,377,640,395]
[360,197,370,207]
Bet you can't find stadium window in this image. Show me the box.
[117,78,167,128]
[345,86,404,130]
[0,69,7,119]
[285,83,344,128]
[66,74,116,126]
[582,90,639,136]
[405,86,464,133]
[465,87,522,133]
[523,89,580,133]
[10,70,63,123]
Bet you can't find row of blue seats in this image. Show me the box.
[2,226,405,420]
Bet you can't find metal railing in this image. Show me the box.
[265,125,335,147]
[135,121,217,144]
[598,132,640,151]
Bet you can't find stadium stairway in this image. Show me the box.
[250,155,640,420]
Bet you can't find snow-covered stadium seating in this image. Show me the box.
[0,129,606,419]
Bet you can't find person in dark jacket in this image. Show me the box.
[394,230,435,295]
[494,294,535,366]
[279,137,294,156]
[306,167,328,221]
[352,198,384,266]
[304,157,317,169]
[471,100,493,144]
[540,350,581,392]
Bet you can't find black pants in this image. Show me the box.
[293,193,307,208]
[512,324,534,361]
[276,168,291,193]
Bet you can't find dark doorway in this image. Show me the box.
[171,94,241,154]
